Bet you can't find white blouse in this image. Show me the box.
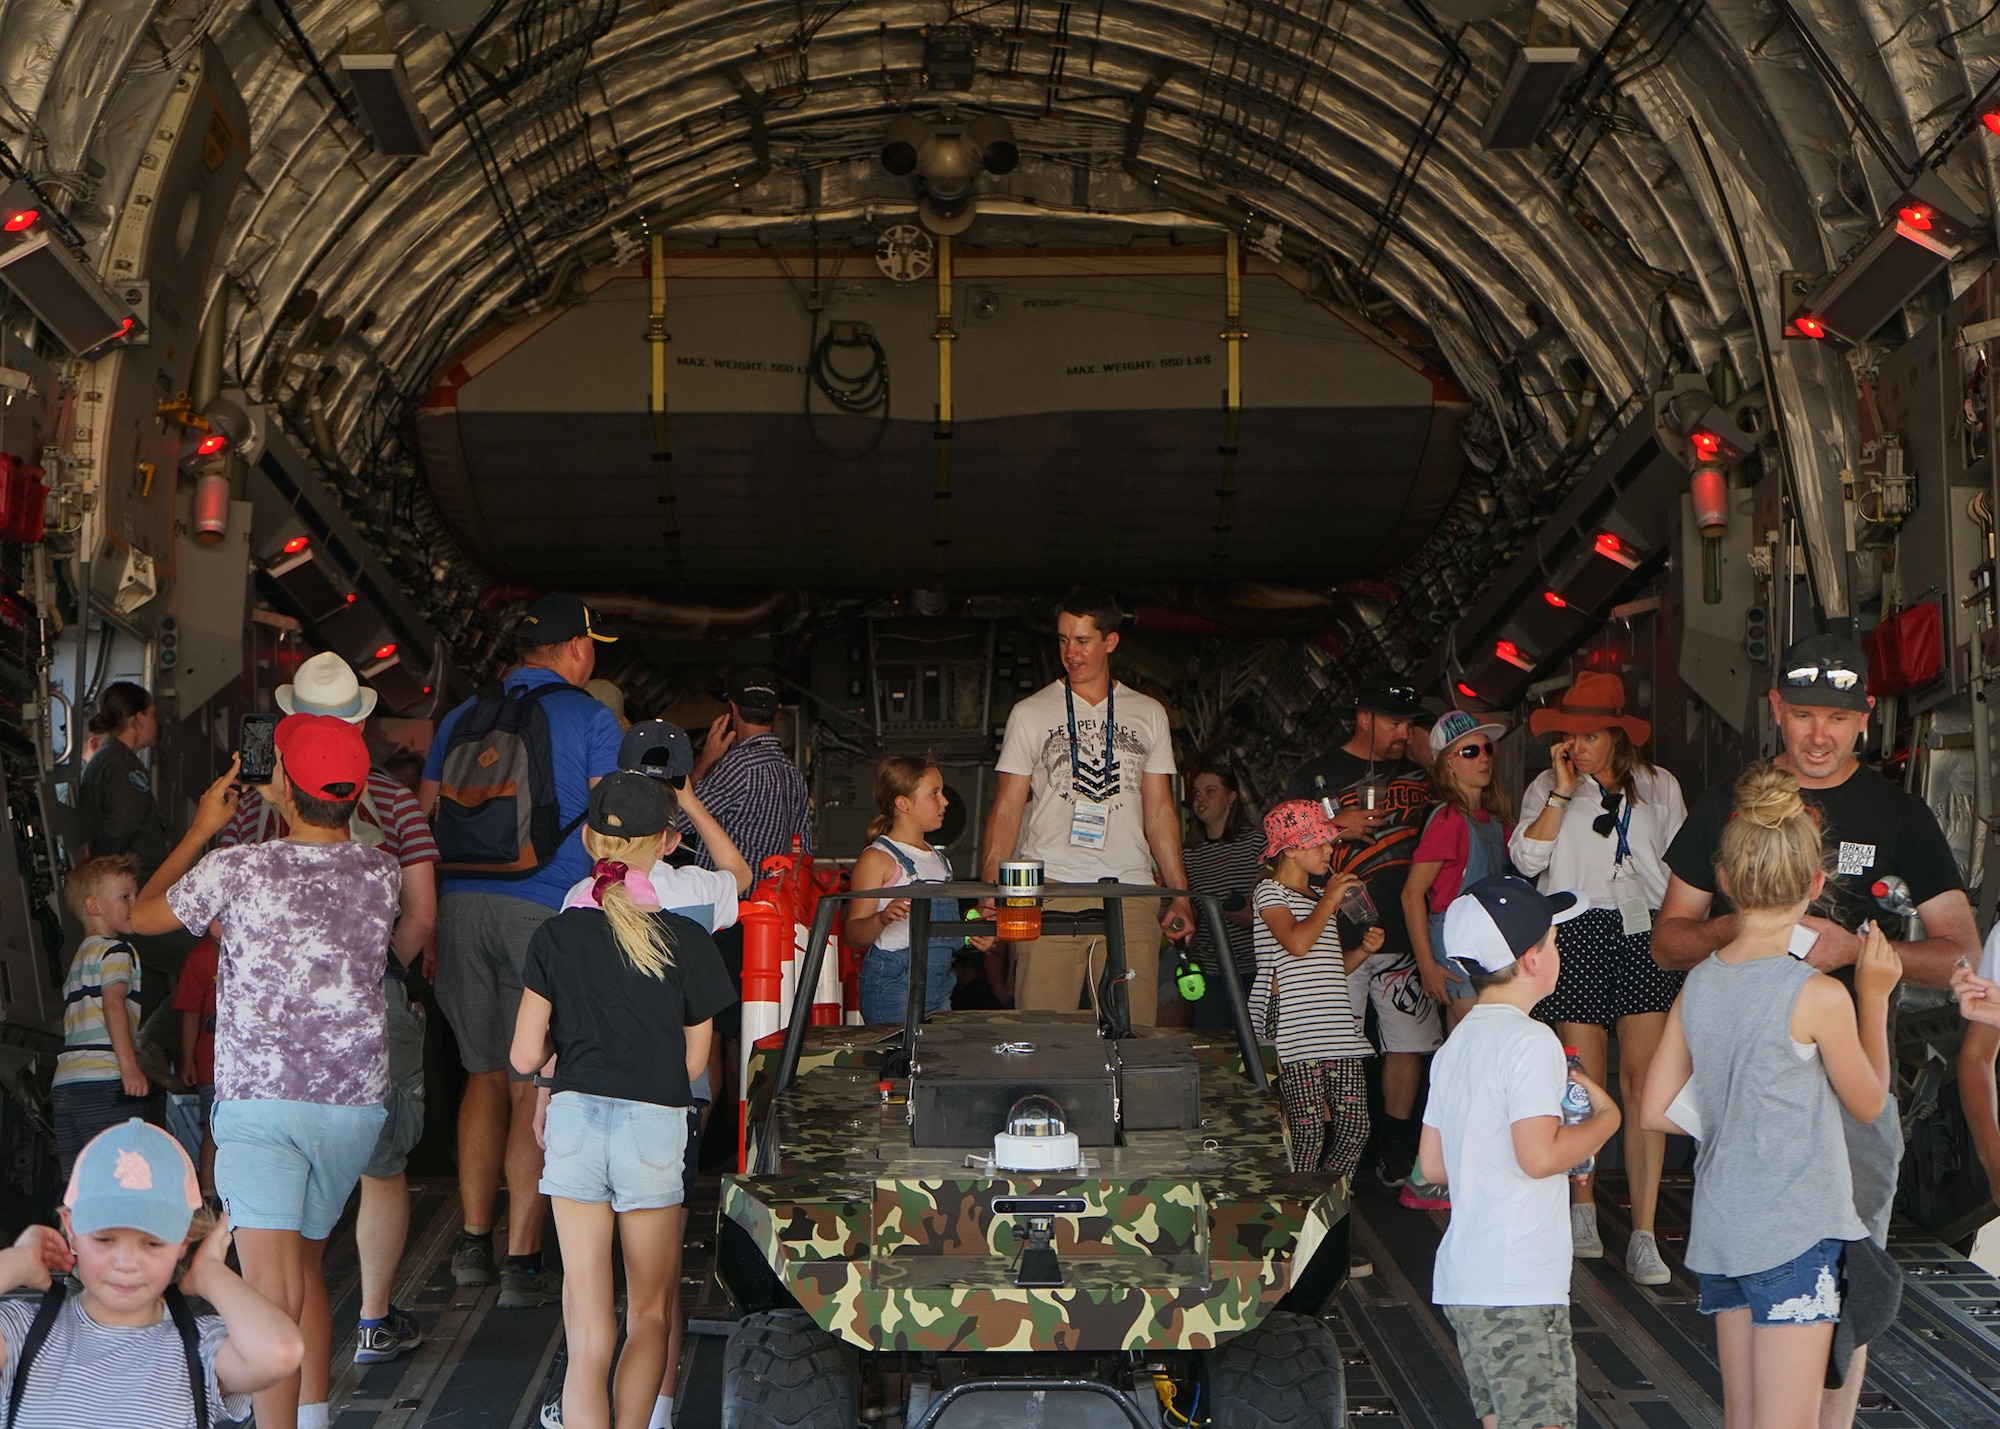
[1508,763,1688,910]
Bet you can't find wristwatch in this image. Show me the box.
[531,1074,555,1089]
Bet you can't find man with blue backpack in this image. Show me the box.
[419,594,625,1306]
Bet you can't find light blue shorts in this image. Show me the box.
[213,1098,387,1240]
[540,1091,690,1212]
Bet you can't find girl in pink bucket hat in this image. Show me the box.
[1251,800,1385,1192]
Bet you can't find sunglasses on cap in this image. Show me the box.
[1783,663,1861,692]
[1453,742,1494,760]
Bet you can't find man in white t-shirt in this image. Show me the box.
[1418,876,1617,1429]
[979,588,1194,1027]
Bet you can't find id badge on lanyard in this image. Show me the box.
[1613,873,1652,936]
[1064,680,1119,848]
[1070,799,1110,849]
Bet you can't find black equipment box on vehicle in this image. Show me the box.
[909,1020,1116,1147]
[1114,1036,1203,1131]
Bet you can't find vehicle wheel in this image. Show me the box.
[721,1309,858,1429]
[1208,1311,1347,1429]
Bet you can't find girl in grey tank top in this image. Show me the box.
[1677,955,1867,1276]
[1639,761,1901,1429]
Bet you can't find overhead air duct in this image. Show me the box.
[1479,46,1580,151]
[340,51,434,158]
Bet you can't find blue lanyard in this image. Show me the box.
[1064,680,1118,791]
[1611,793,1633,868]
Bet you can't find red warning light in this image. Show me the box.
[1793,314,1827,339]
[3,210,36,233]
[344,592,357,604]
[1899,205,1933,231]
[1987,111,2000,136]
[194,433,228,456]
[281,535,309,554]
[1594,530,1642,571]
[1457,682,1478,699]
[1543,590,1568,608]
[1495,639,1534,670]
[372,643,398,661]
[1689,430,1722,460]
[115,316,134,337]
[421,686,433,696]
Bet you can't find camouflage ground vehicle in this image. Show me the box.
[716,881,1353,1429]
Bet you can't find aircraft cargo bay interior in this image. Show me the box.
[5,2,2000,1428]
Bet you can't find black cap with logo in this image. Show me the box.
[517,594,619,647]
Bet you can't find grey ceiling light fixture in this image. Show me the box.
[880,112,1019,236]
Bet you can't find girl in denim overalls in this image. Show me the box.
[844,757,961,1024]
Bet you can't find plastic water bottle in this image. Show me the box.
[1561,1047,1595,1182]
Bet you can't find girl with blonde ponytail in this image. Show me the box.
[510,773,738,1429]
[1641,762,1902,1429]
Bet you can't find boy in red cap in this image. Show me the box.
[133,714,403,1429]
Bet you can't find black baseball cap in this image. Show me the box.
[1355,684,1426,718]
[1776,634,1871,711]
[517,594,619,647]
[586,770,674,837]
[727,666,780,717]
[1442,875,1584,973]
[620,719,693,788]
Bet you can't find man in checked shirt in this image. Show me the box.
[676,667,812,1130]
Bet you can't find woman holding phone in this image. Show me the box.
[1510,672,1687,1281]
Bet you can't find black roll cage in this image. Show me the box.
[772,881,1265,1096]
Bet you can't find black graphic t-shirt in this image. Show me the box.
[1665,762,1964,932]
[1286,750,1432,955]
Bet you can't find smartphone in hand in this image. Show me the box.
[238,712,280,785]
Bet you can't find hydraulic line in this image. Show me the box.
[647,230,684,584]
[1213,233,1245,566]
[932,237,955,590]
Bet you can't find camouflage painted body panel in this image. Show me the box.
[721,1015,1343,1353]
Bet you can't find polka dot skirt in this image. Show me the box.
[1533,906,1685,1027]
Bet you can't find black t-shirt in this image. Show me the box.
[1665,762,1964,932]
[522,906,739,1106]
[79,740,168,879]
[1285,750,1432,955]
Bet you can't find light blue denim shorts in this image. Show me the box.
[539,1091,690,1212]
[213,1098,387,1240]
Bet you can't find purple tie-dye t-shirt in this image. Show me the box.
[166,840,402,1106]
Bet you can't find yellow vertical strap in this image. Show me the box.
[647,231,683,582]
[1213,234,1245,564]
[933,236,956,588]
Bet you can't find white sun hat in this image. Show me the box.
[275,651,378,724]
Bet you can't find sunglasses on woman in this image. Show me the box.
[1592,786,1623,837]
[1453,742,1494,760]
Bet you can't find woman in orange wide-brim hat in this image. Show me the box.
[1513,671,1688,1288]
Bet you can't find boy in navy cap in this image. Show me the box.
[1417,876,1622,1429]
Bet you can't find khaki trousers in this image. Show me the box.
[1012,896,1161,1027]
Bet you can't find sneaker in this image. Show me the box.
[499,1263,564,1308]
[1398,1166,1450,1211]
[1626,1230,1671,1286]
[451,1231,496,1287]
[1571,1203,1604,1259]
[1372,1160,1408,1194]
[538,1342,568,1428]
[539,1389,563,1429]
[355,1305,424,1364]
[1348,1251,1375,1279]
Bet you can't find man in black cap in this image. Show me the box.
[419,593,625,1306]
[678,667,812,879]
[1655,632,1977,1429]
[1287,685,1444,1191]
